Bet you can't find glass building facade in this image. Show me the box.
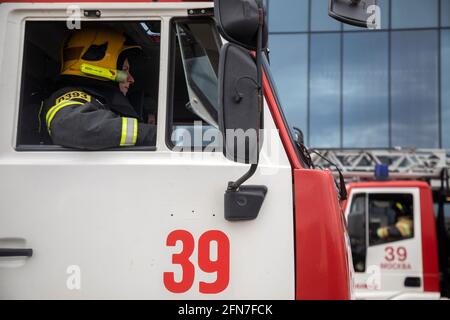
[268,0,450,149]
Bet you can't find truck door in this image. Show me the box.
[347,188,423,299]
[0,4,295,299]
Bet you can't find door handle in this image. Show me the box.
[0,248,33,257]
[404,277,421,288]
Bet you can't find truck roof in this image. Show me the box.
[347,180,431,190]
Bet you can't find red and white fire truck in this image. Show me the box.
[0,0,375,299]
[318,149,450,299]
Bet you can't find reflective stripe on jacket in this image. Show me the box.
[377,217,413,239]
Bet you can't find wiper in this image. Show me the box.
[293,127,314,169]
[308,149,348,201]
[292,127,347,201]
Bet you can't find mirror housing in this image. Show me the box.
[329,0,379,28]
[214,0,268,51]
[215,0,268,221]
[225,186,267,221]
[347,212,367,271]
[348,213,365,240]
[218,43,261,164]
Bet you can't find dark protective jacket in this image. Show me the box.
[42,76,156,150]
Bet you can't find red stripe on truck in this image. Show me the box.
[419,185,440,293]
[262,72,301,170]
[264,72,351,300]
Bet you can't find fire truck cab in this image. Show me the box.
[0,0,357,299]
[344,178,450,300]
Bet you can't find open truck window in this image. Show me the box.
[348,192,415,271]
[16,21,161,151]
[167,18,222,151]
[368,193,414,246]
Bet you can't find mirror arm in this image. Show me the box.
[227,3,264,192]
[228,164,258,191]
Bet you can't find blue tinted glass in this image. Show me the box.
[268,0,309,32]
[443,0,450,27]
[392,0,438,29]
[344,0,390,31]
[310,34,341,148]
[443,31,450,148]
[269,34,309,137]
[391,30,439,148]
[311,0,341,31]
[343,32,389,148]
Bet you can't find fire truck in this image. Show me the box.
[316,149,450,299]
[0,0,375,299]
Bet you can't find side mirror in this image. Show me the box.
[347,211,367,271]
[329,0,378,28]
[215,0,268,221]
[347,213,365,240]
[214,0,268,51]
[218,43,260,164]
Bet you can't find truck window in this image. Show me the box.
[16,21,161,151]
[368,193,414,246]
[167,18,222,151]
[347,193,367,272]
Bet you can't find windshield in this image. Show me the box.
[175,21,220,128]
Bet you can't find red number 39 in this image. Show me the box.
[163,230,230,294]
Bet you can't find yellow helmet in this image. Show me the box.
[61,26,140,82]
[394,201,407,216]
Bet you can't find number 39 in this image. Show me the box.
[385,246,407,262]
[163,230,230,294]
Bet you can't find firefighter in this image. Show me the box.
[376,201,413,240]
[42,26,156,150]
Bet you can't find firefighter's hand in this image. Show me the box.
[377,227,388,239]
[376,228,383,238]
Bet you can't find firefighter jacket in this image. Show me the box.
[43,76,156,150]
